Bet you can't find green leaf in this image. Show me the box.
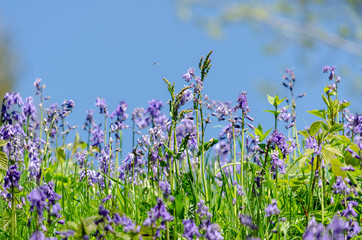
[307,110,326,119]
[331,158,346,177]
[339,102,351,111]
[298,130,309,138]
[321,145,342,165]
[197,138,218,157]
[267,94,275,106]
[263,110,278,116]
[261,128,272,142]
[309,121,323,136]
[328,124,344,134]
[0,152,8,171]
[0,140,7,147]
[296,148,314,169]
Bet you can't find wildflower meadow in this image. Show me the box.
[0,51,361,239]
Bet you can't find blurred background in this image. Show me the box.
[0,1,361,152]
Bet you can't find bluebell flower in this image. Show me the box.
[4,164,22,191]
[183,68,194,82]
[95,97,108,114]
[265,199,280,217]
[182,219,201,240]
[91,124,104,147]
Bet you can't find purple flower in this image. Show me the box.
[23,97,36,120]
[29,230,46,240]
[33,78,42,95]
[91,124,104,147]
[341,165,355,172]
[82,109,95,130]
[55,230,75,239]
[59,99,75,118]
[146,99,163,119]
[182,219,201,240]
[143,198,174,237]
[114,214,140,233]
[76,150,88,169]
[333,176,348,194]
[239,214,258,230]
[183,68,195,82]
[159,181,171,199]
[101,194,113,203]
[305,136,321,155]
[110,101,129,121]
[265,199,280,217]
[269,130,294,156]
[213,104,233,121]
[27,181,61,224]
[278,107,291,122]
[180,89,193,105]
[237,185,245,196]
[204,221,223,240]
[341,201,358,218]
[270,150,286,174]
[303,217,325,240]
[326,216,345,239]
[236,91,250,115]
[26,138,42,180]
[4,92,24,110]
[95,97,108,114]
[197,200,212,219]
[4,164,22,191]
[0,124,15,140]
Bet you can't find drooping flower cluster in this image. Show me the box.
[265,199,280,217]
[27,181,62,226]
[305,136,322,155]
[143,198,174,238]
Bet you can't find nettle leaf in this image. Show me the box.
[321,145,342,165]
[309,121,323,136]
[267,94,275,106]
[339,101,351,111]
[344,144,361,167]
[298,130,309,138]
[0,211,10,232]
[328,124,344,134]
[331,158,346,178]
[0,151,8,171]
[307,110,326,119]
[0,140,7,147]
[296,148,314,169]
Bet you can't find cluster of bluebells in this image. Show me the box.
[303,216,360,240]
[278,107,296,129]
[265,199,280,217]
[92,205,140,239]
[182,200,223,240]
[305,136,322,155]
[143,198,174,238]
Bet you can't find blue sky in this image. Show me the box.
[0,1,361,153]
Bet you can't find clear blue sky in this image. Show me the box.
[0,1,361,153]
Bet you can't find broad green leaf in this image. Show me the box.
[328,124,344,134]
[309,121,323,136]
[321,145,342,165]
[298,130,309,138]
[339,102,351,111]
[331,158,346,177]
[307,110,326,119]
[0,152,8,171]
[267,94,275,106]
[297,148,314,168]
[0,140,7,147]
